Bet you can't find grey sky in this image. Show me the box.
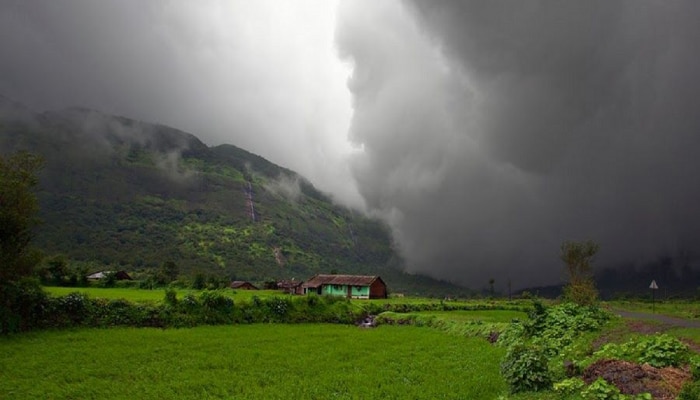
[2,0,700,288]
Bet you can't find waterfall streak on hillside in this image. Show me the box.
[244,181,257,222]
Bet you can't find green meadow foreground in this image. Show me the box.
[0,324,506,400]
[6,287,700,399]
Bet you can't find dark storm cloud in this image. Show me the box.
[337,0,700,288]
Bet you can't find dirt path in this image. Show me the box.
[613,309,700,329]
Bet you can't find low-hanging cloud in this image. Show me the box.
[336,0,700,288]
[0,0,363,208]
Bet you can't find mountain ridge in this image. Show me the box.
[0,98,467,296]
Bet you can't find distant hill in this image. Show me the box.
[0,97,466,296]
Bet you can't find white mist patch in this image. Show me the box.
[264,174,303,202]
[154,150,195,183]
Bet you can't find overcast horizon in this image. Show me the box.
[2,0,700,289]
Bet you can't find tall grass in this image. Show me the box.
[0,325,507,399]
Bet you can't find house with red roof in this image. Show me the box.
[301,274,387,299]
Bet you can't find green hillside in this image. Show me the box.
[0,98,465,296]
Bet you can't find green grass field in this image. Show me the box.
[0,325,507,399]
[414,309,526,323]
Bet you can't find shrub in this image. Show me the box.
[164,289,178,307]
[56,292,92,325]
[500,344,552,393]
[0,278,48,333]
[498,301,613,392]
[580,377,625,400]
[553,377,585,396]
[199,291,234,324]
[690,355,700,381]
[496,319,526,348]
[637,334,689,368]
[591,334,689,368]
[266,297,291,321]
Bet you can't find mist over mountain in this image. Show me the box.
[0,98,463,296]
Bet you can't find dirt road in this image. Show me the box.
[613,309,700,329]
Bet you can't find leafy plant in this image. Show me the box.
[637,334,689,368]
[500,344,552,393]
[581,378,625,400]
[553,377,585,395]
[590,334,689,368]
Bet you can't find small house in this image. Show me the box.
[302,274,387,299]
[277,279,303,295]
[86,270,133,280]
[230,281,258,290]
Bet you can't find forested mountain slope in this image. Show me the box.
[0,97,464,295]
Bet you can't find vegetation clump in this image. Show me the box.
[561,240,600,306]
[497,300,611,394]
[0,152,44,333]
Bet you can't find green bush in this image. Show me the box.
[199,291,235,324]
[580,378,625,400]
[56,292,92,325]
[497,301,613,393]
[553,377,585,396]
[0,278,48,333]
[590,334,689,368]
[637,334,689,368]
[500,344,552,393]
[690,355,700,381]
[164,289,178,306]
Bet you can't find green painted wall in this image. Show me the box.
[351,285,370,298]
[319,284,370,298]
[323,284,347,296]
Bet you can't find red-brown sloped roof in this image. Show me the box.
[302,274,381,288]
[230,281,258,289]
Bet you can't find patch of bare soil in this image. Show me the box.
[625,320,669,335]
[583,359,690,400]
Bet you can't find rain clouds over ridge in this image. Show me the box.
[1,1,700,288]
[336,1,700,288]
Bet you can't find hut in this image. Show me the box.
[86,270,133,280]
[277,279,303,295]
[302,274,387,299]
[230,280,258,290]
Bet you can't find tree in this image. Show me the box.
[46,255,69,284]
[0,151,44,281]
[560,240,599,306]
[160,260,179,284]
[192,273,206,290]
[1,152,45,333]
